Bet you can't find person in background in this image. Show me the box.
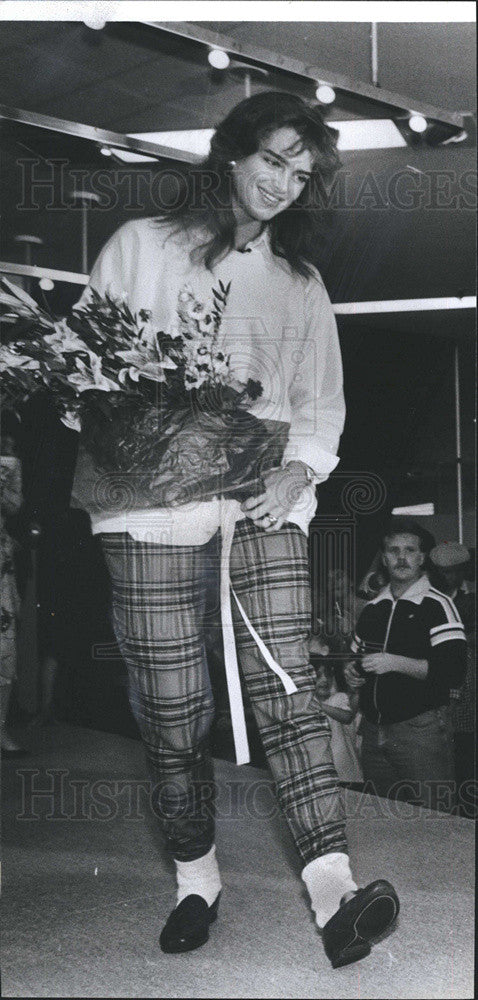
[18,392,80,726]
[0,410,26,756]
[309,568,366,660]
[309,570,364,787]
[358,551,388,601]
[357,525,436,603]
[429,542,476,818]
[315,661,363,787]
[345,518,467,813]
[328,569,367,640]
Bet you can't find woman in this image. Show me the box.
[72,91,398,968]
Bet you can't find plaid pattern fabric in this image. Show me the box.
[229,521,346,863]
[100,532,216,861]
[100,520,346,865]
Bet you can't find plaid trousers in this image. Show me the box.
[100,519,346,864]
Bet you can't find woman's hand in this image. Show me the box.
[241,462,310,531]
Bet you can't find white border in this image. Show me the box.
[0,2,475,23]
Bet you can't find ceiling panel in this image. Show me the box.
[378,23,476,111]
[193,21,373,81]
[0,21,475,131]
[0,20,63,53]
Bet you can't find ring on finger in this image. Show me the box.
[265,514,278,526]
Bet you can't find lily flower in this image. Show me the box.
[0,277,40,311]
[60,408,81,432]
[118,362,167,384]
[0,346,40,371]
[139,319,160,347]
[116,347,177,384]
[43,319,88,353]
[68,355,119,394]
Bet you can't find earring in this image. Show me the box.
[228,160,236,167]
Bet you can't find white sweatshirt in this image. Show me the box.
[73,217,345,541]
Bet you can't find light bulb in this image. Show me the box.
[39,278,54,291]
[315,83,336,105]
[409,114,428,134]
[208,49,230,70]
[83,17,106,31]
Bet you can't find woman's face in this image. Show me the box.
[231,127,314,225]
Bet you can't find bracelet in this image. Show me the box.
[286,461,315,484]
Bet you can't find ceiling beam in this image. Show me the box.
[1,262,475,314]
[0,261,88,285]
[143,21,467,130]
[335,296,476,314]
[0,104,202,164]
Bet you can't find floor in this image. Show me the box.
[1,724,475,999]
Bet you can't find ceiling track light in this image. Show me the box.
[39,277,55,291]
[315,82,336,105]
[408,113,428,134]
[393,112,470,147]
[208,48,230,70]
[83,17,106,31]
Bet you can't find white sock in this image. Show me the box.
[175,845,222,908]
[302,852,358,929]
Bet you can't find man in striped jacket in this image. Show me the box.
[345,518,467,812]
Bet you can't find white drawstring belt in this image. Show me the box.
[219,502,298,765]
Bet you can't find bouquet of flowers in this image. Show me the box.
[0,277,289,512]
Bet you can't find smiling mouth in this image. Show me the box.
[257,187,282,207]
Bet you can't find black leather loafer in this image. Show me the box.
[159,893,220,954]
[323,879,399,969]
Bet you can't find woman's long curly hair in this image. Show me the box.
[155,91,341,278]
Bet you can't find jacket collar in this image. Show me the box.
[371,573,430,605]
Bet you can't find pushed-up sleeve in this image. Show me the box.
[282,273,345,481]
[428,595,467,690]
